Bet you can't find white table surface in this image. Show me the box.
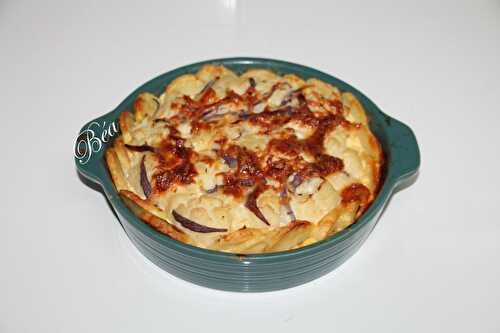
[1,1,499,332]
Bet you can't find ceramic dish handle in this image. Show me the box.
[74,112,119,185]
[385,116,420,190]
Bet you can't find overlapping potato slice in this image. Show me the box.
[105,64,383,253]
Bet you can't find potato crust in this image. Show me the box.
[105,65,383,253]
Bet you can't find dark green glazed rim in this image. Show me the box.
[74,58,420,291]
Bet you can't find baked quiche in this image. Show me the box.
[105,65,383,253]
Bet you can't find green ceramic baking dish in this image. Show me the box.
[74,57,420,292]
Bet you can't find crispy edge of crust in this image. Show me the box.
[118,111,134,143]
[197,64,237,81]
[163,64,239,96]
[104,65,383,253]
[266,220,313,252]
[241,68,281,81]
[282,73,306,86]
[105,146,129,192]
[342,91,368,125]
[134,92,158,122]
[119,190,192,245]
[306,78,341,98]
[347,90,384,198]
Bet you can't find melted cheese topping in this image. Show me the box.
[108,65,383,252]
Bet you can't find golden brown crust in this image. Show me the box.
[119,190,192,244]
[105,148,129,192]
[105,64,383,253]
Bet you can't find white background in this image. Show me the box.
[1,1,499,332]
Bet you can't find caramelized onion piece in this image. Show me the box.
[201,110,220,121]
[280,93,293,106]
[222,155,238,169]
[140,156,152,198]
[280,188,296,222]
[201,108,236,121]
[284,203,295,222]
[172,210,227,233]
[249,77,256,88]
[197,77,220,99]
[125,144,156,153]
[280,85,312,106]
[262,82,288,100]
[245,186,270,225]
[289,173,303,190]
[239,178,254,187]
[153,118,169,124]
[152,97,161,114]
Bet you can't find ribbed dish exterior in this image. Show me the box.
[75,58,420,292]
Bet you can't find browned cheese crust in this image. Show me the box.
[105,65,383,253]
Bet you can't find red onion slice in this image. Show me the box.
[238,178,254,187]
[289,173,303,191]
[280,188,296,222]
[245,186,270,225]
[197,77,219,99]
[222,155,238,169]
[125,144,156,153]
[172,210,228,233]
[201,108,237,122]
[249,77,256,88]
[140,156,152,198]
[279,85,311,106]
